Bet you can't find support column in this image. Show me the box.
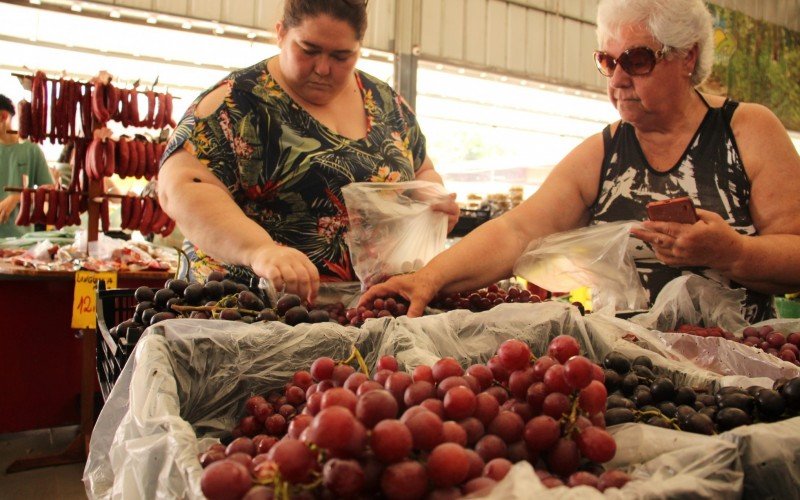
[393,0,421,109]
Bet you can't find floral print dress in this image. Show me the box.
[162,58,426,284]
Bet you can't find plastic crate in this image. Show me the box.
[96,282,140,401]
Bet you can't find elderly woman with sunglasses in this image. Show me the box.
[360,0,800,322]
[157,0,458,304]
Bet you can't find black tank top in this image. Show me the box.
[588,93,774,322]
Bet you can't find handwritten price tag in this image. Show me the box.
[71,270,118,329]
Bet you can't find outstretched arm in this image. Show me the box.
[361,133,605,316]
[158,150,320,302]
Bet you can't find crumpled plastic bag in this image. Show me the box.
[468,424,742,499]
[342,181,449,289]
[513,221,648,313]
[718,417,800,500]
[630,274,747,334]
[629,276,800,380]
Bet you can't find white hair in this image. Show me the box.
[596,0,714,85]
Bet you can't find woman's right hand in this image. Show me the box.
[358,271,441,318]
[250,244,320,304]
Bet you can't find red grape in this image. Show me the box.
[563,355,593,390]
[432,357,464,383]
[200,459,253,500]
[320,387,357,413]
[323,458,365,497]
[444,386,477,420]
[377,355,399,372]
[266,438,315,483]
[497,339,532,371]
[310,357,335,381]
[356,389,399,428]
[473,392,500,427]
[487,410,525,444]
[474,434,507,462]
[598,469,632,491]
[426,442,470,488]
[546,438,580,476]
[412,365,434,383]
[380,461,428,500]
[371,419,413,463]
[405,409,444,451]
[523,415,560,452]
[483,457,513,481]
[576,427,616,463]
[548,335,581,364]
[579,380,607,415]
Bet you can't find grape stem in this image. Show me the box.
[635,409,681,430]
[340,345,370,376]
[170,304,263,316]
[561,394,581,437]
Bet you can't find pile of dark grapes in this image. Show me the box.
[674,324,800,367]
[601,351,800,434]
[110,271,333,348]
[197,337,635,499]
[429,284,540,312]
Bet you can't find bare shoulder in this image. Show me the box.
[547,130,607,206]
[194,84,231,119]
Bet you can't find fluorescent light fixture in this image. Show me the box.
[29,0,42,5]
[70,3,82,12]
[246,32,256,39]
[109,10,121,19]
[214,26,225,35]
[146,16,157,24]
[181,21,192,29]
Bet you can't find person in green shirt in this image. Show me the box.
[0,94,53,237]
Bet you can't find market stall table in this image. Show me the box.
[0,261,171,471]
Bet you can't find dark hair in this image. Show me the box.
[0,94,15,117]
[283,0,368,41]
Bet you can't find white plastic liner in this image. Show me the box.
[718,417,800,500]
[470,424,742,499]
[85,302,751,499]
[628,276,800,381]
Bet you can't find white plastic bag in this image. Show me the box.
[513,221,648,312]
[342,181,449,289]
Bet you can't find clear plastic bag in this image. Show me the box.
[513,221,648,313]
[342,181,449,289]
[629,276,800,380]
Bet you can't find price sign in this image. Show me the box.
[71,270,118,329]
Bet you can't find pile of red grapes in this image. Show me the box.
[674,324,800,367]
[429,284,540,312]
[601,351,800,434]
[197,336,634,499]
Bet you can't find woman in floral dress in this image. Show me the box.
[158,0,458,303]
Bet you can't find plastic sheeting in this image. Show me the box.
[513,221,648,312]
[627,276,800,381]
[85,302,752,499]
[719,417,800,500]
[465,423,743,499]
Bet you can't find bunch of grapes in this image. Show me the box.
[674,324,800,367]
[197,336,633,499]
[429,284,540,313]
[338,297,411,327]
[601,351,800,434]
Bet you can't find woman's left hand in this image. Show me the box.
[631,208,744,270]
[431,193,460,233]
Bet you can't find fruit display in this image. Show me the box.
[108,271,415,348]
[674,324,800,367]
[601,350,800,433]
[196,338,633,499]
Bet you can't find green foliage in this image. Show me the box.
[705,5,800,131]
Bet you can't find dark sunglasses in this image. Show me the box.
[593,45,670,77]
